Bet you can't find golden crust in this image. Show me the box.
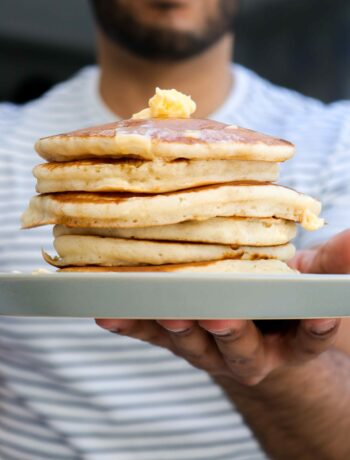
[39,119,291,145]
[45,235,295,267]
[21,183,323,230]
[35,119,295,162]
[58,259,296,273]
[33,159,279,194]
[53,217,297,246]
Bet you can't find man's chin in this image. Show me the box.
[91,0,235,61]
[110,28,225,61]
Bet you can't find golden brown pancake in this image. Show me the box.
[21,183,323,230]
[33,158,279,193]
[53,217,297,246]
[58,259,296,273]
[44,235,295,267]
[22,89,322,275]
[35,118,295,162]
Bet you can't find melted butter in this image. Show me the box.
[301,209,324,231]
[132,87,196,119]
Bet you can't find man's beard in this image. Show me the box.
[90,0,236,61]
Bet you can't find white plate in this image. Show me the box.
[0,272,350,318]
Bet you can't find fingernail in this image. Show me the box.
[163,327,191,334]
[208,328,232,337]
[156,320,191,334]
[109,328,121,333]
[309,320,337,335]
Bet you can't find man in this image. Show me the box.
[0,0,350,458]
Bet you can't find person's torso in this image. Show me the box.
[0,65,349,459]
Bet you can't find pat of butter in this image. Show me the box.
[132,87,196,119]
[301,209,324,231]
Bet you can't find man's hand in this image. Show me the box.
[289,229,350,274]
[96,230,350,386]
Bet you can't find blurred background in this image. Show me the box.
[0,0,349,104]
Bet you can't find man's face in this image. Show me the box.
[91,0,237,60]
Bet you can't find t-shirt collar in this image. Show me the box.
[87,63,251,124]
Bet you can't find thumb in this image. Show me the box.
[289,230,350,274]
[288,249,318,273]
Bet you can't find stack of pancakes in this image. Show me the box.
[22,116,323,273]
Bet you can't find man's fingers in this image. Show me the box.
[157,320,226,374]
[291,229,350,274]
[288,249,316,272]
[156,320,194,333]
[199,320,267,385]
[95,319,172,348]
[96,318,137,333]
[95,317,339,386]
[290,318,341,361]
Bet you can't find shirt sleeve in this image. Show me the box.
[298,102,350,249]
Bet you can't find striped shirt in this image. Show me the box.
[0,65,349,460]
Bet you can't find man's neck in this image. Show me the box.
[97,33,234,119]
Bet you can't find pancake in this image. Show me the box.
[35,119,295,163]
[22,183,323,230]
[53,217,296,246]
[58,259,296,273]
[44,235,295,267]
[33,158,279,193]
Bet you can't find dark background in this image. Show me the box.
[1,0,349,104]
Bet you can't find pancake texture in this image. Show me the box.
[35,119,295,163]
[22,89,323,274]
[34,159,279,193]
[44,235,295,267]
[22,183,323,230]
[59,259,295,273]
[53,217,297,246]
